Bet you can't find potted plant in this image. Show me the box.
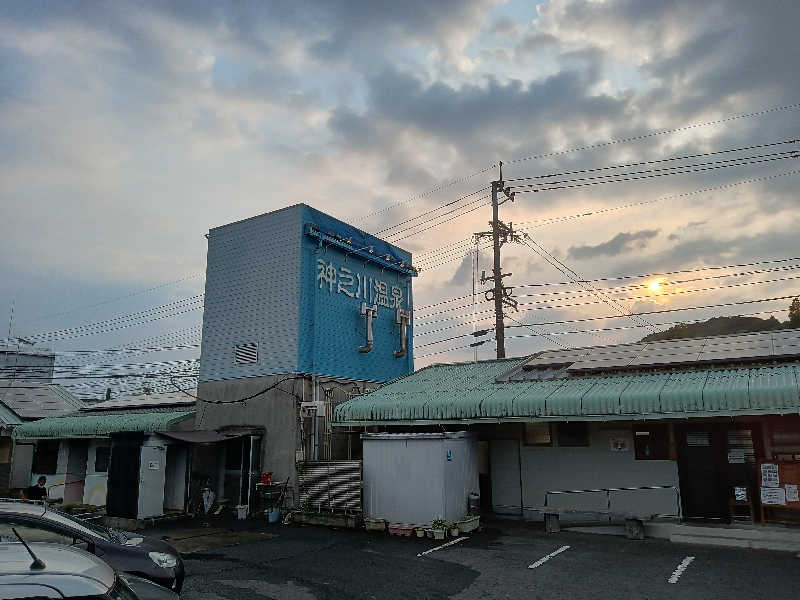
[414,527,426,538]
[449,525,460,537]
[430,518,447,540]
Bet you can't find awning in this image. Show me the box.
[332,359,800,426]
[159,429,260,443]
[12,411,195,440]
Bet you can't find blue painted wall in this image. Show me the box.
[298,205,414,382]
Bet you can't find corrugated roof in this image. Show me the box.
[333,359,800,425]
[501,328,800,377]
[81,389,196,413]
[0,380,83,419]
[12,411,195,440]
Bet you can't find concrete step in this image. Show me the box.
[670,524,800,552]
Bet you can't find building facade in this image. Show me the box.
[197,204,416,509]
[334,330,800,526]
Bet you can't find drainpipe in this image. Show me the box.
[359,302,378,353]
[312,375,319,461]
[394,308,410,358]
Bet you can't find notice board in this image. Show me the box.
[759,461,800,524]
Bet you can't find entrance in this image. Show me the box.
[677,424,762,521]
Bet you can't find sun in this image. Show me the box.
[649,280,662,292]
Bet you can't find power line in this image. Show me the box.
[416,260,800,315]
[415,273,800,327]
[414,294,797,338]
[508,152,798,194]
[414,309,787,349]
[504,102,800,165]
[505,139,798,183]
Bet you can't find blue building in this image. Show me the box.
[196,204,416,511]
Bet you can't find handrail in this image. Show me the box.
[544,485,682,521]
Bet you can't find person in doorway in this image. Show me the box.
[23,476,49,501]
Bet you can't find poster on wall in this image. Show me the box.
[609,437,629,452]
[727,450,745,464]
[761,487,787,505]
[734,487,748,501]
[786,484,799,503]
[760,463,779,487]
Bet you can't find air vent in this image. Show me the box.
[234,343,259,364]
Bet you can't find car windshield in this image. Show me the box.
[42,509,112,542]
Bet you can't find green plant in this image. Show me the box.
[430,518,447,530]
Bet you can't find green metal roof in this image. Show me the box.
[12,411,195,440]
[332,359,800,425]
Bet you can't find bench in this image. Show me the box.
[532,507,655,539]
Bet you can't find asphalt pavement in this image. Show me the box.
[168,518,799,600]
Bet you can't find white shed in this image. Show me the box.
[362,432,478,525]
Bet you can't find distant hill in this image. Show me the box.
[640,315,786,342]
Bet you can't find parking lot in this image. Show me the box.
[173,519,799,599]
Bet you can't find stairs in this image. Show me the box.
[670,523,800,552]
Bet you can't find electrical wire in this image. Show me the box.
[509,152,798,194]
[504,102,800,165]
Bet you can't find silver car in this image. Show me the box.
[0,542,178,599]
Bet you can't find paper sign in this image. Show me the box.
[761,463,779,487]
[727,450,745,464]
[761,487,786,505]
[609,438,629,452]
[148,461,160,470]
[786,484,799,503]
[734,487,747,501]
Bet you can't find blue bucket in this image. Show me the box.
[268,508,281,523]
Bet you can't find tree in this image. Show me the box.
[789,297,800,327]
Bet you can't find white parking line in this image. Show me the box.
[667,556,695,584]
[417,536,469,557]
[527,545,571,569]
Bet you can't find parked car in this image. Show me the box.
[0,501,184,592]
[0,542,178,599]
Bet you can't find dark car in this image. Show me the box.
[0,501,184,592]
[0,542,177,599]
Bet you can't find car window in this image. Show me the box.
[42,510,111,542]
[0,521,90,550]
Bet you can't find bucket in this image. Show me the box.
[235,505,248,520]
[268,507,281,523]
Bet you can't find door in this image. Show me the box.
[106,433,143,518]
[64,440,88,505]
[489,439,522,515]
[138,444,166,519]
[677,427,727,519]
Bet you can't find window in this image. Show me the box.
[31,441,59,475]
[95,446,111,472]
[524,423,552,446]
[634,425,670,460]
[0,521,84,548]
[557,422,589,447]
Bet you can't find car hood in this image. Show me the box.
[119,533,179,557]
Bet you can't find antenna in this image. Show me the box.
[12,527,47,569]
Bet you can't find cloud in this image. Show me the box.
[568,229,660,260]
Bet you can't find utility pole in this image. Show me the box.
[475,162,520,358]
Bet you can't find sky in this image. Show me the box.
[1,0,799,398]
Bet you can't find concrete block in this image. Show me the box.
[544,512,560,534]
[625,518,645,540]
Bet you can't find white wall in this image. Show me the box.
[491,424,680,521]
